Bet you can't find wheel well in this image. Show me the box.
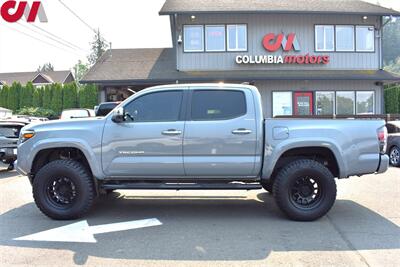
[271,147,340,179]
[31,147,92,180]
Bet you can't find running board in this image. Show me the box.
[101,182,262,190]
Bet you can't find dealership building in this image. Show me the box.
[82,0,400,117]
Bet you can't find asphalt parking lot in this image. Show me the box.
[0,166,399,267]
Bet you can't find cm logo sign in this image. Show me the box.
[1,1,47,22]
[262,33,300,52]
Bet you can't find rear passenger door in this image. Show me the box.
[183,88,257,177]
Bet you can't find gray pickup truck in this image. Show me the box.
[16,84,389,221]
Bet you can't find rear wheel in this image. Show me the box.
[33,160,95,220]
[389,146,400,167]
[273,159,337,221]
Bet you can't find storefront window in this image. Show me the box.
[315,91,335,115]
[336,25,354,51]
[227,25,247,51]
[336,91,355,115]
[315,25,334,51]
[356,26,374,52]
[356,91,375,114]
[273,92,293,117]
[205,25,225,51]
[184,25,204,52]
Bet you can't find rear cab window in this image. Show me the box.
[190,90,247,121]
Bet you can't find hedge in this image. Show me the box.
[384,85,400,114]
[0,82,98,117]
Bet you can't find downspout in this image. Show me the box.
[173,13,180,72]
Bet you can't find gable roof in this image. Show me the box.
[0,70,74,85]
[160,0,400,16]
[81,48,400,85]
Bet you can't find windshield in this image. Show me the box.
[0,125,22,138]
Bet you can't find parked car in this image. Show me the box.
[0,121,28,170]
[386,121,400,167]
[16,84,389,221]
[95,102,119,117]
[60,109,95,120]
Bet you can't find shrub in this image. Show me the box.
[384,85,400,113]
[17,107,57,119]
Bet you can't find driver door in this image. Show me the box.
[102,89,186,177]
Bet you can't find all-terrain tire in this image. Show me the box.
[273,159,337,221]
[33,160,95,220]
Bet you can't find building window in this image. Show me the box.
[205,25,225,51]
[356,26,375,52]
[227,24,247,51]
[336,91,355,115]
[184,25,204,52]
[356,91,375,114]
[191,90,246,120]
[315,25,334,52]
[315,91,335,115]
[335,25,355,51]
[273,92,293,117]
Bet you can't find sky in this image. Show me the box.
[0,0,399,73]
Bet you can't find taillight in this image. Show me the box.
[377,126,387,154]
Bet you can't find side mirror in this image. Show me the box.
[111,107,125,123]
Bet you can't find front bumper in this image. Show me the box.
[0,147,17,162]
[377,154,389,174]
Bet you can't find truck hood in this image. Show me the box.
[24,117,106,133]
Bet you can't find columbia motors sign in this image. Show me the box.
[0,1,47,23]
[236,33,330,65]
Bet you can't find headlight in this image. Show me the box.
[20,130,35,143]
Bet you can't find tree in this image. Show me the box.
[42,85,52,109]
[78,84,98,109]
[0,85,9,108]
[7,82,21,111]
[32,87,43,107]
[51,84,63,114]
[383,18,400,65]
[37,62,55,72]
[88,29,109,66]
[19,82,34,108]
[73,60,89,82]
[62,83,78,109]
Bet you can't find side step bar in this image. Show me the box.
[101,182,262,190]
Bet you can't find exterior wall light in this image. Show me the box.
[362,15,368,21]
[177,34,182,44]
[190,15,196,21]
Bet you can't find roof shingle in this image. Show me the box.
[159,0,400,16]
[0,70,73,85]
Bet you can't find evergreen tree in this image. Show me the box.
[51,84,63,114]
[7,82,21,111]
[0,85,9,108]
[62,83,78,109]
[20,82,34,108]
[32,87,43,107]
[88,29,109,66]
[42,85,52,109]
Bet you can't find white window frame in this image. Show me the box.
[315,91,335,115]
[315,25,334,52]
[183,25,204,52]
[272,91,293,117]
[205,25,226,52]
[355,25,375,52]
[335,25,355,52]
[227,24,247,52]
[336,91,356,115]
[356,91,375,114]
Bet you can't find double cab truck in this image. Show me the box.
[16,84,389,221]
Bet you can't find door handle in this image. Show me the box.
[162,129,182,136]
[232,128,252,135]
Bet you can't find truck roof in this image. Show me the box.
[141,83,259,94]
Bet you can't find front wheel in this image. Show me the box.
[33,160,95,220]
[273,159,337,221]
[389,146,400,167]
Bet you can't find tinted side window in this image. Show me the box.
[191,90,246,120]
[125,91,183,122]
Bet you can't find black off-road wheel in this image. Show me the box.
[273,159,337,221]
[261,180,273,193]
[32,160,95,220]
